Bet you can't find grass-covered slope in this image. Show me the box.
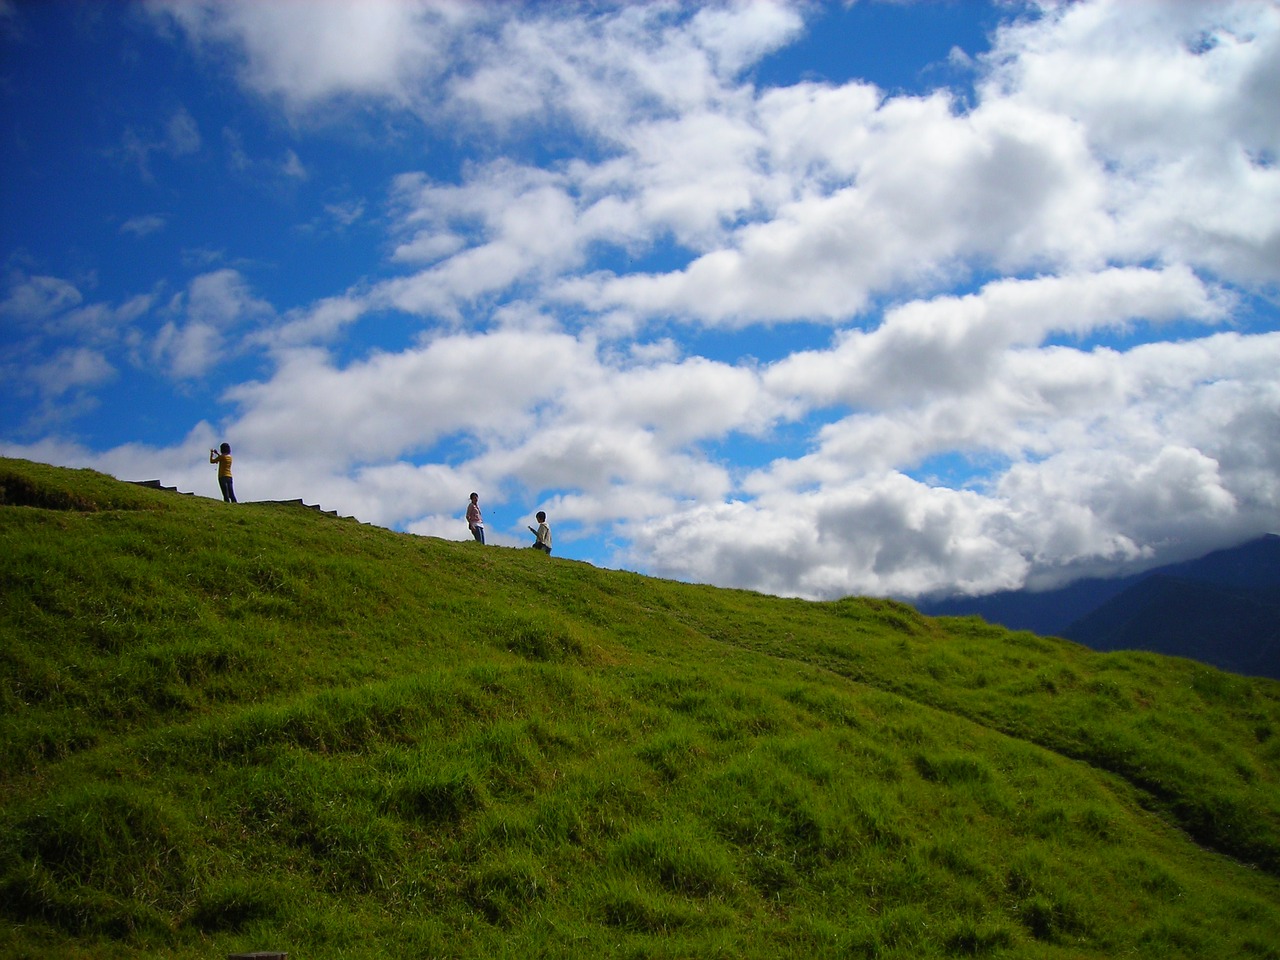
[2,457,1278,959]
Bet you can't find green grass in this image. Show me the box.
[1,456,1279,959]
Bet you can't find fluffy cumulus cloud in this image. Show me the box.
[145,0,461,111]
[6,0,1280,600]
[152,270,274,379]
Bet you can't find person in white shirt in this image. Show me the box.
[528,511,552,554]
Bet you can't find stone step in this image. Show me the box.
[129,481,361,522]
[130,479,194,495]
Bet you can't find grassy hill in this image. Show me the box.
[2,457,1278,960]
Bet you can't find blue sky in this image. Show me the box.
[2,0,1278,601]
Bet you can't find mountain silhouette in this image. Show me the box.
[1065,574,1280,678]
[916,534,1280,678]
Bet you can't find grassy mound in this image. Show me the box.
[1,457,1278,959]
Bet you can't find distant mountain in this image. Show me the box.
[916,534,1280,679]
[1065,574,1280,679]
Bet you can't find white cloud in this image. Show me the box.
[0,274,83,320]
[618,110,769,247]
[58,292,157,342]
[166,107,202,155]
[282,149,307,179]
[380,164,592,318]
[185,269,272,328]
[0,274,158,429]
[625,473,1033,600]
[28,346,115,398]
[763,265,1229,410]
[152,319,223,380]
[147,0,471,114]
[482,422,733,515]
[117,106,202,179]
[120,214,167,237]
[151,270,274,378]
[982,0,1280,283]
[262,295,369,348]
[553,84,1116,327]
[440,3,791,135]
[224,329,592,466]
[561,355,782,445]
[689,1,805,76]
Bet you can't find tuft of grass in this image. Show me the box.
[1,782,194,941]
[188,876,282,932]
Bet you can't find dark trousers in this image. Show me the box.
[219,476,237,503]
[470,524,485,544]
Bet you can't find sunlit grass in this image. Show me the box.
[2,457,1279,959]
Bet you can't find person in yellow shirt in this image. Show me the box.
[209,442,236,503]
